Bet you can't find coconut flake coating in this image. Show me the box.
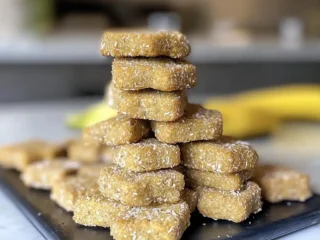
[113,138,180,172]
[73,192,121,227]
[181,136,258,173]
[100,31,190,58]
[73,191,190,238]
[21,159,79,190]
[197,181,262,223]
[83,114,151,146]
[151,104,222,143]
[253,164,312,203]
[114,88,188,121]
[98,165,185,206]
[51,175,100,212]
[110,201,190,240]
[112,58,196,91]
[0,140,67,171]
[185,168,253,191]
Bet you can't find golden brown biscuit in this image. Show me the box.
[115,88,188,121]
[197,181,262,223]
[110,202,190,240]
[253,165,312,203]
[101,31,190,58]
[83,114,151,146]
[98,165,185,206]
[185,168,253,191]
[112,138,180,172]
[73,191,190,235]
[112,58,196,91]
[151,104,222,143]
[0,140,66,171]
[21,159,79,190]
[181,137,258,173]
[50,175,99,212]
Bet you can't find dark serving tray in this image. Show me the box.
[1,168,320,240]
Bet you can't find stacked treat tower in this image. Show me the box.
[182,136,262,223]
[80,31,262,239]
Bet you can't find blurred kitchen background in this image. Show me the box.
[1,0,320,174]
[1,0,320,102]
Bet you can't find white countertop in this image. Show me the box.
[0,98,319,240]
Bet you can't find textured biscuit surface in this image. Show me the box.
[181,137,258,173]
[115,88,188,121]
[101,31,190,58]
[21,159,79,190]
[0,140,66,171]
[74,191,190,238]
[113,138,180,172]
[51,175,99,212]
[83,114,151,146]
[254,165,312,203]
[185,168,253,191]
[98,165,185,206]
[197,181,262,223]
[110,202,190,240]
[112,58,196,91]
[110,203,190,240]
[151,104,222,143]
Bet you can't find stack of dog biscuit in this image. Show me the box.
[80,30,262,239]
[181,136,262,223]
[77,31,197,240]
[147,90,262,222]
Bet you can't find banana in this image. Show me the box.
[66,103,117,129]
[205,84,320,120]
[203,101,279,138]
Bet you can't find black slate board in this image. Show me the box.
[1,168,320,240]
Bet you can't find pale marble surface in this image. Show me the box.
[0,188,43,240]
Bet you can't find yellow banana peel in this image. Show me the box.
[204,84,320,138]
[204,101,279,138]
[66,103,117,129]
[205,84,320,121]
